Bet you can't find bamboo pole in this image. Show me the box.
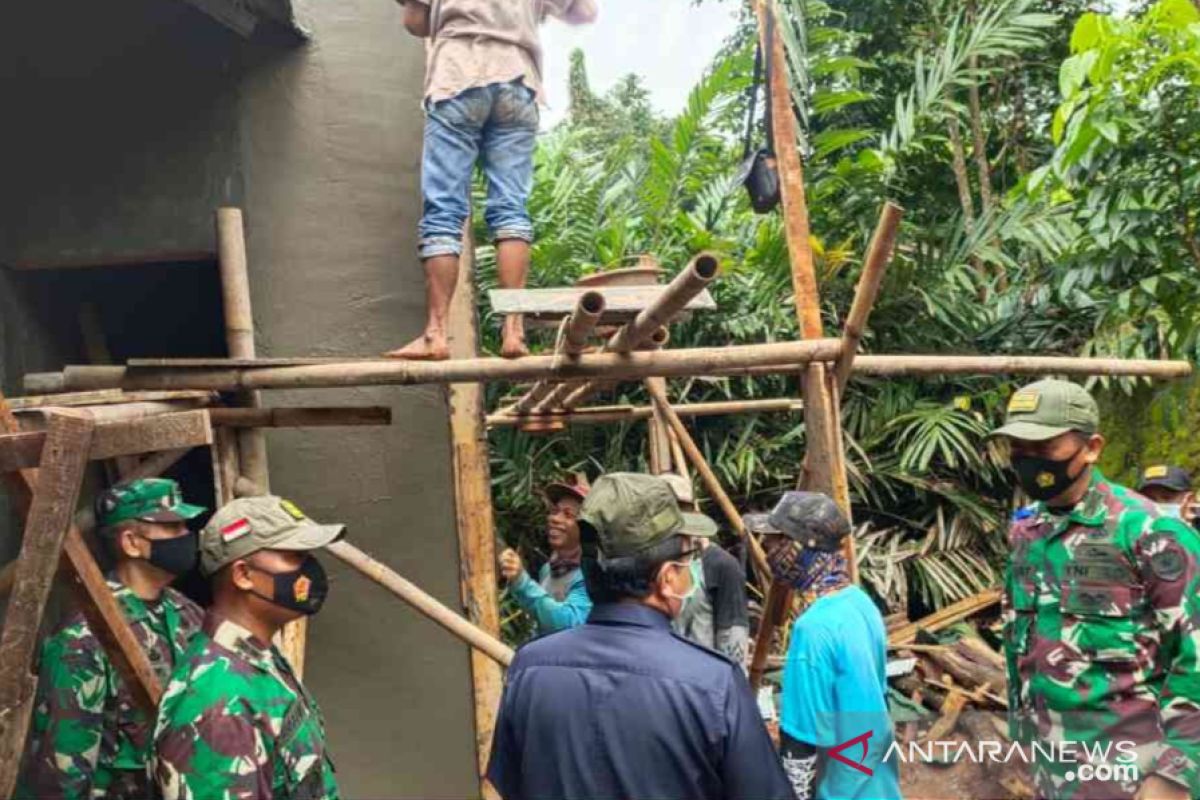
[543,252,718,414]
[208,407,392,428]
[324,541,513,667]
[488,397,804,427]
[834,203,904,392]
[43,339,845,392]
[706,354,1195,380]
[644,380,773,590]
[507,291,606,415]
[554,326,670,412]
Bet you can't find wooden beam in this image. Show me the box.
[446,228,505,799]
[487,397,804,427]
[644,380,773,591]
[5,250,216,272]
[1,411,214,471]
[705,354,1195,380]
[208,406,392,428]
[0,411,94,797]
[7,390,214,411]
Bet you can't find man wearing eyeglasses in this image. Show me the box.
[486,473,792,800]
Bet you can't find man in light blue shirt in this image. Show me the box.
[749,491,902,800]
[499,476,592,636]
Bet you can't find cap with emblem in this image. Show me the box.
[579,473,685,558]
[765,491,849,552]
[658,473,719,538]
[200,495,345,575]
[743,512,781,536]
[96,478,206,529]
[990,379,1099,442]
[1138,464,1192,493]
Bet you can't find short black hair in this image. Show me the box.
[96,519,144,560]
[582,534,691,603]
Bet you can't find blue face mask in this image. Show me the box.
[1160,503,1185,519]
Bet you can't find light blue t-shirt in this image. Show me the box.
[781,585,902,800]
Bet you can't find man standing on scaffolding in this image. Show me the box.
[389,0,598,361]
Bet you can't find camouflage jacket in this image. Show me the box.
[151,612,338,800]
[18,578,203,800]
[1004,472,1200,799]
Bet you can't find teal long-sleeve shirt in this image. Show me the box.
[509,563,592,637]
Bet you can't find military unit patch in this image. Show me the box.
[281,499,307,521]
[1008,391,1040,413]
[1150,547,1186,581]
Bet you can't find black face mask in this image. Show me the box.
[1011,447,1089,502]
[136,531,198,576]
[248,556,329,616]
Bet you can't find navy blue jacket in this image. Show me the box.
[486,602,795,800]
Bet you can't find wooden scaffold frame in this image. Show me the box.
[0,3,1196,798]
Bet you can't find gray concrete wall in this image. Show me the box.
[1,1,480,796]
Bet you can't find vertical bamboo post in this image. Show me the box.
[214,208,297,670]
[748,0,858,689]
[445,225,504,800]
[646,377,673,473]
[644,380,772,591]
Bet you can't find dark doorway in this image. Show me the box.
[9,258,227,602]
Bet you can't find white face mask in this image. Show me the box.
[1160,503,1185,519]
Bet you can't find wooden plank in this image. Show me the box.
[7,250,216,272]
[488,285,716,320]
[1,411,215,471]
[0,398,163,740]
[8,390,213,410]
[447,229,505,800]
[208,406,392,428]
[0,410,94,797]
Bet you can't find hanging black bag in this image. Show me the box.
[737,6,781,214]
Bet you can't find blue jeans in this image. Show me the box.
[418,80,539,259]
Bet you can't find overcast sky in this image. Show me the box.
[539,0,740,128]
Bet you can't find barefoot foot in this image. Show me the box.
[500,317,529,359]
[384,333,450,361]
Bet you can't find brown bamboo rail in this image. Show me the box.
[37,339,843,393]
[488,397,804,427]
[208,407,392,428]
[707,354,1194,380]
[834,203,904,392]
[507,291,606,415]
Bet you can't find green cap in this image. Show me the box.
[991,379,1099,441]
[200,495,345,575]
[580,473,684,558]
[96,478,206,528]
[659,473,718,538]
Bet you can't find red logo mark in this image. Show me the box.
[829,730,874,776]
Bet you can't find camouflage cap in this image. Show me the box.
[200,495,345,575]
[766,491,849,551]
[991,379,1099,441]
[579,473,684,558]
[96,478,206,528]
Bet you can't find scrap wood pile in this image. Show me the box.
[885,588,1034,798]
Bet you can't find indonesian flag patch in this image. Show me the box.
[221,518,252,542]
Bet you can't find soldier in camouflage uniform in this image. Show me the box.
[993,379,1200,800]
[152,495,345,800]
[18,478,207,800]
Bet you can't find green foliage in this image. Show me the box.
[483,0,1197,638]
[1026,0,1200,360]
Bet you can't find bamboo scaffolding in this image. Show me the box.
[36,339,844,393]
[644,380,773,590]
[834,203,904,392]
[533,253,718,414]
[708,354,1194,380]
[488,397,804,427]
[507,291,606,415]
